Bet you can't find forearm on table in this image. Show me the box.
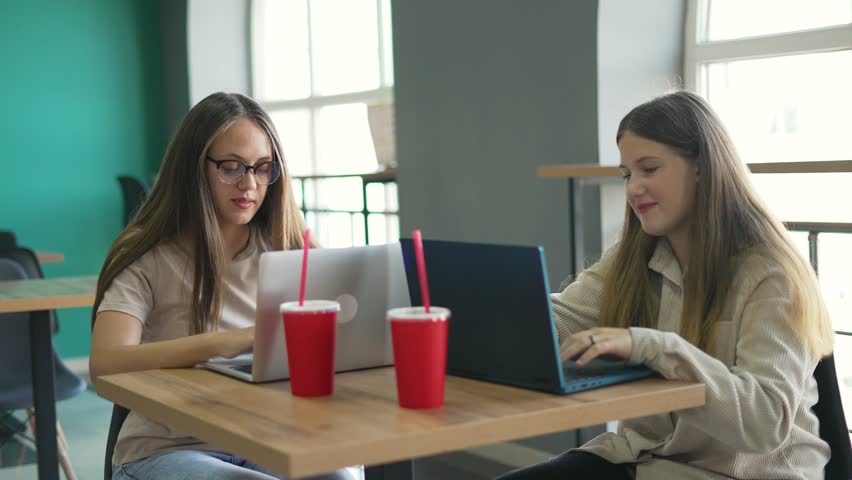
[90,332,223,379]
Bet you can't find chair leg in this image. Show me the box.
[19,408,37,466]
[56,421,77,480]
[26,408,78,480]
[26,408,36,436]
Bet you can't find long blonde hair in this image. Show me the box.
[93,92,308,334]
[600,91,833,358]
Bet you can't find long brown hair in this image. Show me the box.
[599,91,833,358]
[93,92,307,334]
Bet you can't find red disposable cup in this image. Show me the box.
[280,300,340,397]
[387,306,451,409]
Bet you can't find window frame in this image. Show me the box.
[248,0,398,247]
[249,0,394,175]
[684,0,852,94]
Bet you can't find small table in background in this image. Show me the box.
[0,274,97,480]
[35,252,65,264]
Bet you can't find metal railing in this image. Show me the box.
[784,221,852,338]
[292,169,398,245]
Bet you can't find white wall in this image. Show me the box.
[597,0,686,248]
[187,0,251,105]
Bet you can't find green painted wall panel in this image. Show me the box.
[0,0,166,358]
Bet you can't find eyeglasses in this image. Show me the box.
[206,156,281,185]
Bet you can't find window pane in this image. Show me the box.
[833,333,852,428]
[311,178,364,211]
[365,182,399,212]
[367,213,399,245]
[815,234,852,334]
[749,173,852,223]
[315,103,378,174]
[269,109,313,176]
[290,178,304,209]
[310,0,380,95]
[706,0,852,42]
[313,212,364,247]
[385,182,398,211]
[253,0,311,100]
[381,0,394,86]
[705,51,852,164]
[703,51,852,222]
[704,50,852,162]
[365,182,386,211]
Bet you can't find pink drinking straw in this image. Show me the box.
[412,229,431,313]
[298,228,310,306]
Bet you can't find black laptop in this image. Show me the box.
[399,238,655,394]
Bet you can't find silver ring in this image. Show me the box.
[589,335,596,346]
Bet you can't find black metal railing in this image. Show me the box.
[292,169,398,245]
[784,221,852,434]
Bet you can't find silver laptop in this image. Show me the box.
[203,242,411,382]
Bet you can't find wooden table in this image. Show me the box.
[538,160,852,272]
[0,275,97,480]
[35,252,64,264]
[0,275,97,312]
[95,367,705,479]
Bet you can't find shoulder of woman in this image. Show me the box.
[730,247,790,296]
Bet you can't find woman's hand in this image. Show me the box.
[216,326,255,358]
[559,327,633,366]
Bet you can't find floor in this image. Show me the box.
[0,386,113,480]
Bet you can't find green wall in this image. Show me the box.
[0,0,166,358]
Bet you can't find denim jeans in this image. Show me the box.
[113,450,363,480]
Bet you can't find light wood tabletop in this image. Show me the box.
[538,160,852,178]
[95,367,705,478]
[35,251,65,264]
[0,275,97,313]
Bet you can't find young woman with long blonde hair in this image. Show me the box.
[498,91,833,479]
[90,92,357,480]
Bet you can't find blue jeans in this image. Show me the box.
[113,450,363,480]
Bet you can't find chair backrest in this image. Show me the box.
[117,176,149,226]
[812,355,852,480]
[0,256,39,369]
[0,246,59,334]
[104,404,130,480]
[0,230,16,249]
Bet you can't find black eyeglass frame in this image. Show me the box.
[205,156,281,185]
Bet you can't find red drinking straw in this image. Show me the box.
[412,229,431,313]
[298,228,311,306]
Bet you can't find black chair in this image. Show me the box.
[117,176,149,226]
[0,230,16,248]
[0,247,86,479]
[813,355,852,480]
[103,404,130,479]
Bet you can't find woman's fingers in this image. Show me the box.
[559,328,633,365]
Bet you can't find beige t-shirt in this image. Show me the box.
[552,238,829,480]
[97,227,271,465]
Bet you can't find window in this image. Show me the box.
[251,0,398,248]
[686,0,852,430]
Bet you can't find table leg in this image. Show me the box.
[30,309,59,480]
[567,178,582,273]
[364,459,414,480]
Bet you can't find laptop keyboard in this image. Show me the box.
[561,358,629,380]
[232,363,253,374]
[562,365,610,380]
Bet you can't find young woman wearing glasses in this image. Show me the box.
[90,92,357,480]
[497,91,833,479]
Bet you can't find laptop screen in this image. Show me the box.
[400,238,564,392]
